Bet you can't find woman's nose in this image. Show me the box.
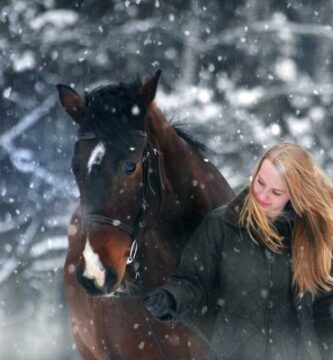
[258,190,270,202]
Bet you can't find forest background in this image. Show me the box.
[0,0,332,358]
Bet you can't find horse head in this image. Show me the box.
[58,71,162,297]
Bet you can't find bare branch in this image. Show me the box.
[0,95,57,150]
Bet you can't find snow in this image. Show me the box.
[3,87,12,99]
[0,258,18,283]
[1,2,333,359]
[131,104,140,115]
[226,87,264,108]
[29,10,78,30]
[270,124,281,136]
[274,58,297,82]
[30,236,68,257]
[308,106,325,122]
[12,51,36,72]
[287,116,312,136]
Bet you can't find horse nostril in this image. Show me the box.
[104,266,118,291]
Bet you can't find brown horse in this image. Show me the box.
[57,70,234,359]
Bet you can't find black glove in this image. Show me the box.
[143,288,176,321]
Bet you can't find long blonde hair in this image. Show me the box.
[239,143,333,297]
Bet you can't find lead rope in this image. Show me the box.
[125,145,215,359]
[140,301,170,360]
[128,145,170,360]
[126,145,151,265]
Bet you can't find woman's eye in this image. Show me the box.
[273,192,282,197]
[123,161,137,175]
[258,179,264,185]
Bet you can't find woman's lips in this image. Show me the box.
[257,199,270,207]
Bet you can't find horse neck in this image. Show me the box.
[144,105,227,228]
[145,105,195,193]
[145,105,181,152]
[138,106,233,289]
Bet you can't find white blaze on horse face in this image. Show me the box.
[87,141,106,174]
[82,237,105,288]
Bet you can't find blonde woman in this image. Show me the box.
[144,143,333,360]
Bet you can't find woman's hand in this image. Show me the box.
[143,288,176,320]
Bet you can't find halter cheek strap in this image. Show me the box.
[79,132,162,265]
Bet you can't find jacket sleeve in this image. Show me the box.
[313,285,333,360]
[160,208,225,320]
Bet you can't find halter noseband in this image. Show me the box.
[78,130,162,264]
[84,215,134,237]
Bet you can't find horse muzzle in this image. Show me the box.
[76,265,119,297]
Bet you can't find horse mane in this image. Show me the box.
[172,122,208,154]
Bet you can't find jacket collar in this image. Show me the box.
[225,186,249,227]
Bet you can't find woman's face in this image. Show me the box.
[252,159,290,218]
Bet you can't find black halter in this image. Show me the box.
[78,130,162,264]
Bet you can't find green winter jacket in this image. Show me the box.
[161,188,333,360]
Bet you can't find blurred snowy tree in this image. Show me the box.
[0,0,333,358]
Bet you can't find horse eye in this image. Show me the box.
[123,161,136,175]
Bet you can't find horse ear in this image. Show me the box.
[138,69,162,106]
[57,84,87,124]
